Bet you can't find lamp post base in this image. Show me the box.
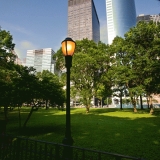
[62,136,74,146]
[62,137,74,160]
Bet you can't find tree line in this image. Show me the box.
[0,29,65,126]
[1,20,160,120]
[54,21,160,113]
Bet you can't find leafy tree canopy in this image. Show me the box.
[54,39,113,112]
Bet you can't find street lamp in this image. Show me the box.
[61,37,76,158]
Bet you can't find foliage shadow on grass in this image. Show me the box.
[5,108,160,160]
[70,113,160,160]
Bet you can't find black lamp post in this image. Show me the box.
[61,37,76,158]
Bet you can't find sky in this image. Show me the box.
[0,0,160,60]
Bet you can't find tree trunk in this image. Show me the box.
[140,95,143,109]
[46,100,49,110]
[4,105,8,121]
[131,97,137,112]
[120,93,122,110]
[18,106,21,129]
[23,102,35,128]
[147,96,150,109]
[86,106,90,113]
[133,105,137,112]
[149,96,154,114]
[107,97,109,107]
[101,98,103,108]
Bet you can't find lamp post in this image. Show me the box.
[61,37,76,158]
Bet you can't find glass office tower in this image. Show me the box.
[106,0,136,44]
[68,0,100,43]
[26,48,56,74]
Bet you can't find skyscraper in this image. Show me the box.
[68,0,100,43]
[25,48,56,74]
[106,0,136,44]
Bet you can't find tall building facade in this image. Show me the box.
[25,48,56,74]
[137,14,160,24]
[106,0,136,44]
[68,0,100,43]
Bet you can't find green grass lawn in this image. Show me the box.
[2,107,160,160]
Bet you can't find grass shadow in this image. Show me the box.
[4,107,160,160]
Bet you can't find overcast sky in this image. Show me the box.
[0,0,160,59]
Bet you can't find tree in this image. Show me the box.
[0,29,16,64]
[96,84,112,108]
[124,21,160,113]
[0,29,16,120]
[54,39,113,112]
[0,29,41,126]
[110,21,160,113]
[13,65,40,106]
[23,70,65,128]
[13,66,40,128]
[109,36,136,110]
[37,70,65,109]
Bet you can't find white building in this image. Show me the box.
[106,0,136,44]
[25,48,56,74]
